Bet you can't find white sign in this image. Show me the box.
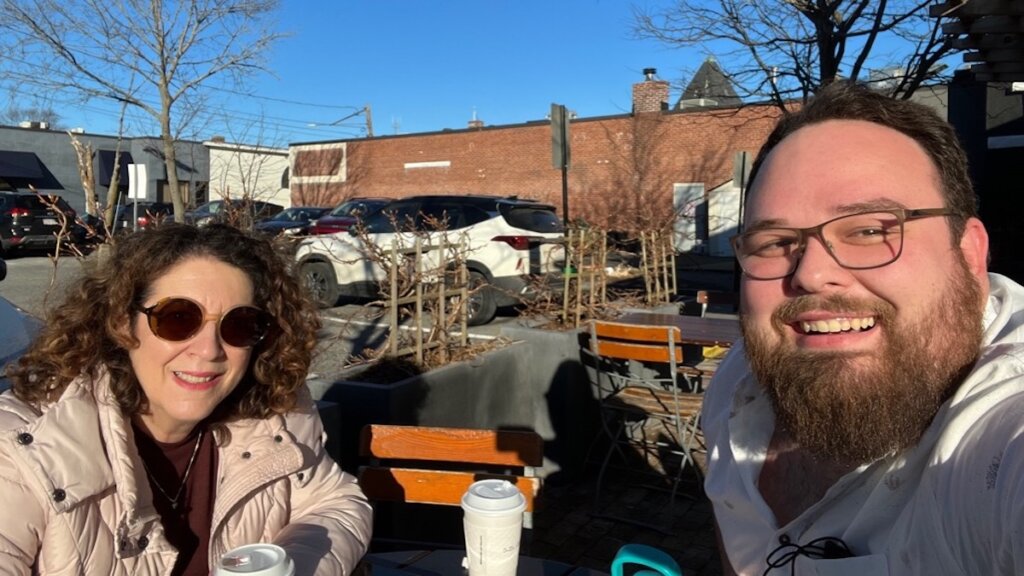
[127,163,148,200]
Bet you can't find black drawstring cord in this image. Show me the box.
[763,535,854,575]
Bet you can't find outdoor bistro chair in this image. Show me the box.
[358,424,544,551]
[695,289,739,318]
[586,320,706,530]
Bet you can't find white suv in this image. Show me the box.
[295,195,565,325]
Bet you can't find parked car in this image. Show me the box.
[0,258,43,392]
[184,199,284,228]
[295,194,566,325]
[254,206,330,236]
[113,201,175,233]
[308,197,390,235]
[0,191,78,256]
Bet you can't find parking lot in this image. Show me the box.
[0,253,519,379]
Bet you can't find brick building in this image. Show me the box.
[289,69,783,254]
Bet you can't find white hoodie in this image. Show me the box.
[704,273,1024,575]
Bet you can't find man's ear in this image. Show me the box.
[959,217,989,281]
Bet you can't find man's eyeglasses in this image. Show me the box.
[137,297,274,348]
[731,208,954,280]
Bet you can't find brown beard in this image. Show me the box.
[742,259,983,464]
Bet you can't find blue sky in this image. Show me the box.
[46,0,704,146]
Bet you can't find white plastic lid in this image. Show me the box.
[461,479,526,513]
[218,544,294,575]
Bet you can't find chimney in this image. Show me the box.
[632,67,670,114]
[467,109,484,129]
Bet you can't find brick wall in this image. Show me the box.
[290,104,782,234]
[632,79,670,113]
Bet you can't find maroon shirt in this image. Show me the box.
[132,420,218,576]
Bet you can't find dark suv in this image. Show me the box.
[113,201,175,233]
[0,191,77,256]
[308,197,390,235]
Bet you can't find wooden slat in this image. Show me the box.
[963,47,1024,62]
[593,320,680,344]
[951,0,1024,17]
[358,467,539,512]
[615,387,704,419]
[360,425,543,467]
[594,339,683,363]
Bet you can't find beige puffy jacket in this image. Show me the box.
[0,374,373,575]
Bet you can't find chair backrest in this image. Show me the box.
[359,424,543,512]
[590,320,683,365]
[358,424,544,552]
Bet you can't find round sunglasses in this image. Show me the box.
[136,297,274,348]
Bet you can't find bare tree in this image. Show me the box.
[0,0,283,221]
[633,0,961,106]
[0,103,61,128]
[67,134,97,217]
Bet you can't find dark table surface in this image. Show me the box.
[617,312,741,348]
[359,549,608,576]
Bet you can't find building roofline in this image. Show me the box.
[288,100,786,148]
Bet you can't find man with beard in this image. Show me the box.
[703,81,1024,575]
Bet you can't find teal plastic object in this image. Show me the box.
[611,544,683,576]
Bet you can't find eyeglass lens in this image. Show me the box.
[143,298,270,347]
[737,211,904,279]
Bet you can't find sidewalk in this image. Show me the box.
[531,464,723,575]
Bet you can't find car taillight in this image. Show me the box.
[137,215,151,226]
[311,223,345,235]
[8,207,30,217]
[491,235,533,250]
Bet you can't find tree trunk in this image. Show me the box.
[161,94,185,222]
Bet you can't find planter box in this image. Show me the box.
[314,326,601,482]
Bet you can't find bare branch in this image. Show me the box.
[0,0,282,221]
[633,0,962,106]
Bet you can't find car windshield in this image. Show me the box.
[269,208,305,222]
[193,201,221,215]
[329,200,385,218]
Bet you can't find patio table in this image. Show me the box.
[358,549,608,576]
[617,311,741,348]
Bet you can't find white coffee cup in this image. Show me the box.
[214,543,295,576]
[461,479,527,576]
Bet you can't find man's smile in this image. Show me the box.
[797,316,877,334]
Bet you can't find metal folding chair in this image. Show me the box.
[586,320,706,530]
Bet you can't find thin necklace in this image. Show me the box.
[142,429,203,511]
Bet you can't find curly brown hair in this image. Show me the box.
[6,223,321,422]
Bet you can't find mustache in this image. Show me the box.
[770,294,895,330]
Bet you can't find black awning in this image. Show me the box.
[97,149,134,187]
[0,151,43,179]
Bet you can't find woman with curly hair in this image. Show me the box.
[0,223,372,575]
